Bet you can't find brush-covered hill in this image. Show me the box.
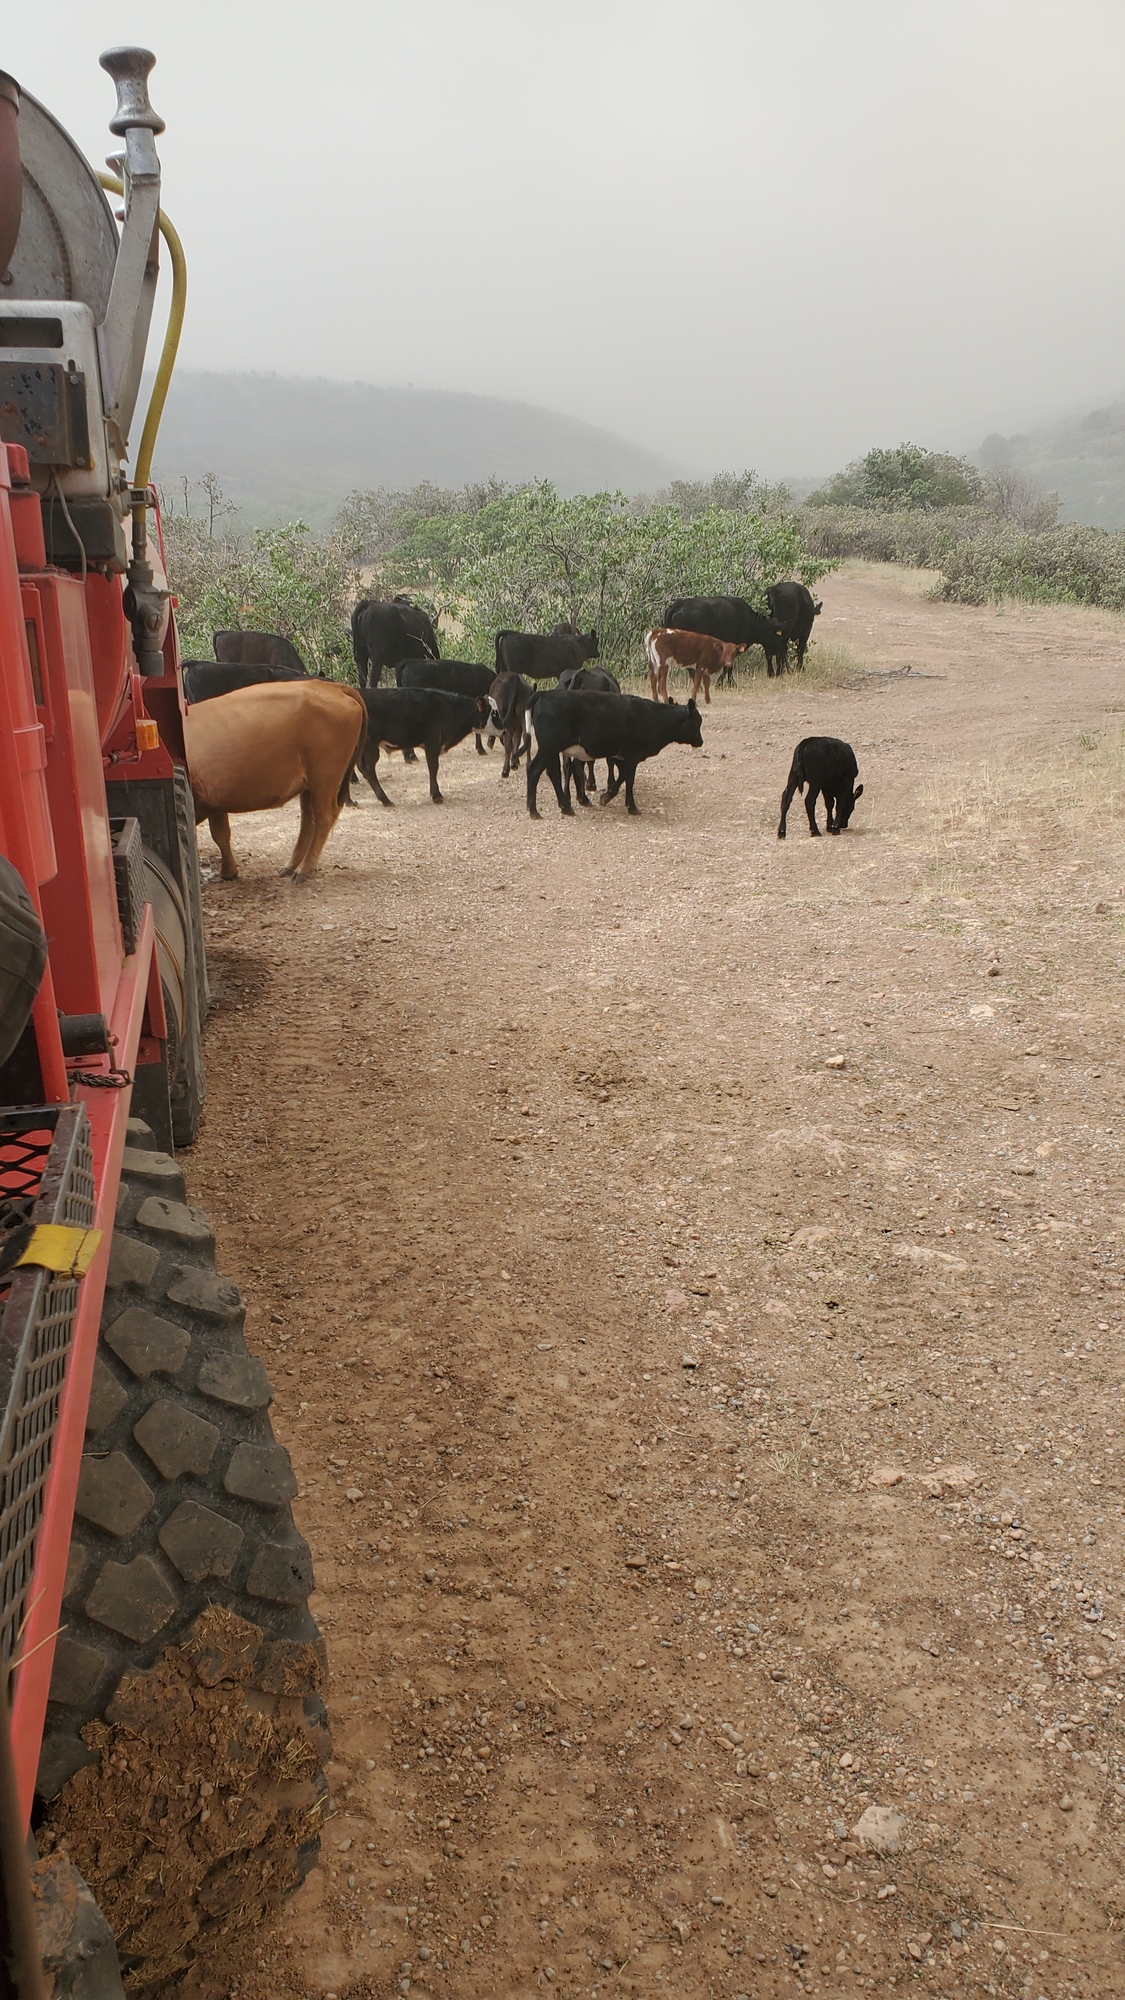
[978,399,1125,529]
[149,371,686,527]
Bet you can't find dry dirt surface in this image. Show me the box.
[183,563,1125,2000]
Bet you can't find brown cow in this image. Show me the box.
[186,680,368,883]
[644,627,745,705]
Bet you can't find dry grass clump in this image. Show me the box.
[919,726,1125,923]
[934,725,1125,843]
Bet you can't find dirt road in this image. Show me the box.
[188,564,1125,2000]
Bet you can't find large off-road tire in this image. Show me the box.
[36,1121,330,1997]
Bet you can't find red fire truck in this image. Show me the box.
[0,49,327,1997]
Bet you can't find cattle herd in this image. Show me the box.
[181,582,866,879]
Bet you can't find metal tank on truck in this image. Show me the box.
[0,49,328,1997]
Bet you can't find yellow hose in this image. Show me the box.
[97,171,187,512]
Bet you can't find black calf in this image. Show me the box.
[778,736,864,839]
[356,688,490,805]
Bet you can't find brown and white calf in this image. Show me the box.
[644,626,745,704]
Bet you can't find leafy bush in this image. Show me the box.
[162,473,831,680]
[809,443,982,511]
[796,504,981,569]
[646,470,793,520]
[162,513,361,677]
[378,481,830,668]
[933,522,1125,609]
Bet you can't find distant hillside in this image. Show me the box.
[148,371,686,527]
[978,400,1125,529]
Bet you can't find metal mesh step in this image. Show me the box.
[0,1103,95,1675]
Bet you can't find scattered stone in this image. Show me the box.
[855,1806,907,1854]
[868,1467,903,1489]
[762,1881,779,1898]
[825,1055,846,1070]
[665,1291,688,1312]
[1059,1794,1074,1812]
[624,1556,647,1570]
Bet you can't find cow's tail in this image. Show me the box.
[643,628,659,670]
[351,601,369,682]
[338,688,370,806]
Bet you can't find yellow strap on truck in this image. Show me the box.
[14,1225,102,1277]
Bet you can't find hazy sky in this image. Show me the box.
[10,0,1125,475]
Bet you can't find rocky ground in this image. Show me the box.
[183,563,1125,2000]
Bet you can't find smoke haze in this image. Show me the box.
[10,0,1125,477]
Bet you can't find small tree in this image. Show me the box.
[163,516,362,677]
[809,444,982,511]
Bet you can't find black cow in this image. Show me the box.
[495,629,599,683]
[351,599,439,689]
[556,664,621,694]
[487,670,533,777]
[398,659,495,754]
[526,690,703,818]
[355,689,490,805]
[778,736,864,839]
[182,660,308,704]
[766,581,822,670]
[213,629,306,672]
[663,596,787,678]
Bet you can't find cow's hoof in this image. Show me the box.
[430,793,444,805]
[289,872,308,885]
[809,829,821,838]
[528,810,541,821]
[627,804,641,815]
[561,805,575,817]
[777,829,786,841]
[221,869,239,881]
[277,866,293,877]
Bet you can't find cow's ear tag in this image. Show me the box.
[854,783,864,799]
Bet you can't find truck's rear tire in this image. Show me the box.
[36,1124,330,1996]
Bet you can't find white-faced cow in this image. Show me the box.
[663,596,787,677]
[644,627,744,704]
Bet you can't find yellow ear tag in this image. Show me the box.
[15,1225,103,1277]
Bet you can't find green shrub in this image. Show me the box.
[933,523,1125,609]
[162,514,361,677]
[809,443,982,511]
[379,481,831,670]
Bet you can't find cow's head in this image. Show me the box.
[580,630,599,661]
[675,698,704,748]
[834,779,864,830]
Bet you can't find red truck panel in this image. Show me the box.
[32,573,125,1020]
